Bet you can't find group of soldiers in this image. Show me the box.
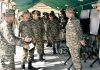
[0,2,89,70]
[17,10,61,70]
[0,9,61,70]
[18,8,85,70]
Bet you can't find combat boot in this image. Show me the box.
[32,55,36,62]
[21,64,25,70]
[46,42,52,47]
[39,54,45,61]
[53,47,57,54]
[28,61,37,70]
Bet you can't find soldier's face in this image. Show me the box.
[23,14,30,21]
[32,14,39,20]
[66,11,74,18]
[96,5,100,12]
[19,15,24,21]
[49,16,53,20]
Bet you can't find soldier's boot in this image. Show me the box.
[32,55,36,62]
[28,61,37,70]
[46,42,52,47]
[21,64,25,70]
[53,47,57,54]
[39,54,45,61]
[43,51,45,55]
[46,43,49,47]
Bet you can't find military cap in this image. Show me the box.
[32,10,41,16]
[22,10,30,15]
[66,6,75,13]
[43,12,48,16]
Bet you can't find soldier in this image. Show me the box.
[0,9,31,70]
[66,7,85,70]
[19,11,37,70]
[59,10,68,40]
[32,10,45,61]
[47,13,60,54]
[42,12,52,47]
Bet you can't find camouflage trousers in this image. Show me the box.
[21,48,35,64]
[35,41,44,55]
[47,36,60,50]
[0,54,15,70]
[69,43,82,70]
[59,32,66,39]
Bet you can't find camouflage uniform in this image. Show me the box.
[32,19,45,56]
[66,17,83,70]
[43,18,52,47]
[47,19,60,54]
[43,18,48,40]
[0,20,24,70]
[19,20,35,64]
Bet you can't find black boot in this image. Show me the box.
[28,61,37,70]
[39,54,45,61]
[43,51,45,55]
[46,42,52,47]
[53,47,57,54]
[31,55,36,62]
[21,64,25,70]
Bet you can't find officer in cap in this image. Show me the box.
[0,9,32,70]
[66,7,85,70]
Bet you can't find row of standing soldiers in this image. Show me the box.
[18,10,61,69]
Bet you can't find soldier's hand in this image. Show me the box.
[24,37,32,43]
[24,44,30,49]
[80,40,85,46]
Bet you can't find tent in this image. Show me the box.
[15,0,98,17]
[28,3,60,14]
[15,0,98,10]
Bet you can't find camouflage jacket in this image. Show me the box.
[19,20,34,39]
[32,19,45,42]
[47,19,60,40]
[66,17,83,47]
[0,20,24,55]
